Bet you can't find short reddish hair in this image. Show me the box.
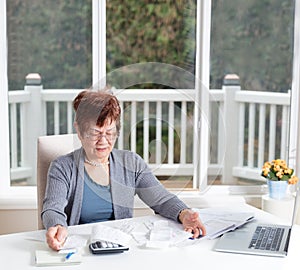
[73,90,121,135]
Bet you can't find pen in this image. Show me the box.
[65,252,75,261]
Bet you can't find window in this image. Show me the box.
[209,0,297,187]
[6,0,92,188]
[105,0,209,190]
[1,0,300,199]
[1,0,209,195]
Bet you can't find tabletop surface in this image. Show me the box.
[0,203,299,270]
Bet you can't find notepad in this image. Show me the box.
[35,250,82,266]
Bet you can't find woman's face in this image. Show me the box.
[78,120,118,161]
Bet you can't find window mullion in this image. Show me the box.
[0,0,11,195]
[289,0,300,177]
[194,0,211,190]
[93,0,106,86]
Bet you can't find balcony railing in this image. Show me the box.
[8,74,291,186]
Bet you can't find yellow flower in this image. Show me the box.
[286,168,292,174]
[262,168,269,176]
[289,176,298,185]
[274,165,280,172]
[261,159,298,184]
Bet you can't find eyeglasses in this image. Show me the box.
[85,128,118,142]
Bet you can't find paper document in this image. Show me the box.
[90,223,132,246]
[194,207,255,239]
[61,234,87,250]
[130,218,192,248]
[26,231,87,251]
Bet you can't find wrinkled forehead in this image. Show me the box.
[88,119,116,132]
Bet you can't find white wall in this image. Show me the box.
[0,209,38,234]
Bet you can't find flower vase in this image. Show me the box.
[267,180,288,200]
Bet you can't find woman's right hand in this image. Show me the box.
[46,225,68,251]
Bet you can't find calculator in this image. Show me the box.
[89,240,129,254]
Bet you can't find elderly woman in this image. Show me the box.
[42,89,206,251]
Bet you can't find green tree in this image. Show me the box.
[210,0,294,92]
[7,0,92,90]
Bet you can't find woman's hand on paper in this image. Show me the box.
[46,225,68,251]
[179,209,206,238]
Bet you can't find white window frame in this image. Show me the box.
[289,0,300,178]
[0,0,210,200]
[9,0,300,203]
[0,0,11,198]
[92,0,106,85]
[194,0,211,191]
[0,0,210,202]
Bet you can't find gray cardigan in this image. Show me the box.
[41,148,188,229]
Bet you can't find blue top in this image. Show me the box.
[79,170,114,224]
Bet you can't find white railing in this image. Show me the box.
[8,74,291,185]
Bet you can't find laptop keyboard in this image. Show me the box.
[248,226,284,251]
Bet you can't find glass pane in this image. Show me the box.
[106,1,197,189]
[210,0,294,186]
[210,1,293,92]
[106,0,196,89]
[7,0,92,186]
[7,0,92,89]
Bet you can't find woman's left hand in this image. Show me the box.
[179,209,206,238]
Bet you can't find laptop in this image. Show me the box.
[213,185,299,257]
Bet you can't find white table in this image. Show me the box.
[0,203,299,270]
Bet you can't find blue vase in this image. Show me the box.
[267,180,288,200]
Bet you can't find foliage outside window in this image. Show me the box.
[7,0,92,90]
[106,0,196,88]
[210,0,294,92]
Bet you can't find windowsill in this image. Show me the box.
[0,186,37,209]
[0,197,37,210]
[0,185,266,210]
[134,185,258,209]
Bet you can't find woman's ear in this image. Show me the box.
[74,122,83,140]
[73,121,78,131]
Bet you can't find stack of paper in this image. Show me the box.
[130,219,192,248]
[194,207,255,239]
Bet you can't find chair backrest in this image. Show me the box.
[36,134,81,229]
